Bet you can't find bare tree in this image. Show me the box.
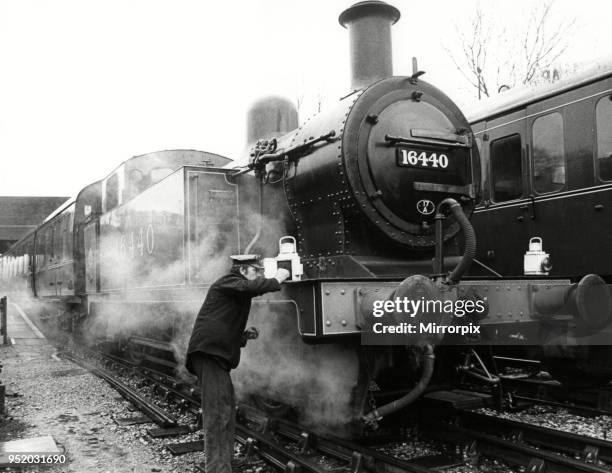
[450,8,490,99]
[446,1,575,99]
[521,2,575,85]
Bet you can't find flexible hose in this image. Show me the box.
[362,344,435,426]
[439,198,476,284]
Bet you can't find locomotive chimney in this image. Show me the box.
[339,0,400,90]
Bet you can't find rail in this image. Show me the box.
[417,408,612,473]
[59,351,178,428]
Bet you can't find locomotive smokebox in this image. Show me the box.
[246,96,298,147]
[339,0,400,90]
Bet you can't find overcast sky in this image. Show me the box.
[0,0,609,198]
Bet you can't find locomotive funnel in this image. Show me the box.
[339,0,400,90]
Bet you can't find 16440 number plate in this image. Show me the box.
[396,148,449,169]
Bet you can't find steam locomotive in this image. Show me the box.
[1,1,610,432]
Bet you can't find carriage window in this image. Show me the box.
[490,134,522,202]
[60,217,67,260]
[596,95,612,181]
[532,113,565,193]
[129,169,146,195]
[64,213,73,259]
[106,174,119,211]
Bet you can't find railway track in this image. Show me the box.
[457,355,612,418]
[61,348,450,473]
[459,374,612,418]
[58,345,612,473]
[416,409,612,473]
[500,377,612,416]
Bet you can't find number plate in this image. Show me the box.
[396,148,449,170]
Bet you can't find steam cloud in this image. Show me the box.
[234,303,360,434]
[1,187,361,433]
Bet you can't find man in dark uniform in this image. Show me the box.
[186,255,290,473]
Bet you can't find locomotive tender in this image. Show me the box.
[2,1,611,429]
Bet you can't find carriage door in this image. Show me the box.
[473,112,532,276]
[187,170,239,284]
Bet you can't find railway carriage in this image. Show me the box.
[467,63,612,280]
[465,63,612,385]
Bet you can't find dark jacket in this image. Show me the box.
[186,272,281,373]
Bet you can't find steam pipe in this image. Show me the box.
[362,344,435,427]
[437,198,476,284]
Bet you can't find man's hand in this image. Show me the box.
[240,327,259,347]
[274,268,291,284]
[244,327,259,340]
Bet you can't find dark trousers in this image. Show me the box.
[192,354,236,473]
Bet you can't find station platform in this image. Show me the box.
[0,302,202,472]
[4,302,46,346]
